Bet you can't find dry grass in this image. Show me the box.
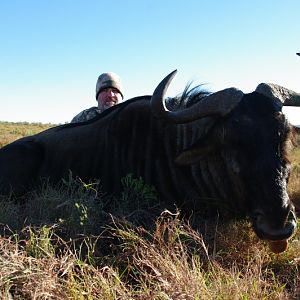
[0,121,299,299]
[289,142,300,210]
[0,121,55,147]
[0,213,299,299]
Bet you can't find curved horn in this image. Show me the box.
[255,83,300,107]
[151,71,244,124]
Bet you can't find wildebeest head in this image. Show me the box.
[151,70,298,243]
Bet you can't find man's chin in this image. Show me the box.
[104,102,116,109]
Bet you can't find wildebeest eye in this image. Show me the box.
[231,159,240,174]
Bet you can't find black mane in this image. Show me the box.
[58,95,152,130]
[165,83,211,111]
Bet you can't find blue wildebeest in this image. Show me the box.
[0,70,299,251]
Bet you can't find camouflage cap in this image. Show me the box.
[95,72,124,99]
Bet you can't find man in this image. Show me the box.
[71,72,124,123]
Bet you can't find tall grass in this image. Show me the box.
[1,210,299,299]
[0,121,300,299]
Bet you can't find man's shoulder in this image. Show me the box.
[71,106,101,123]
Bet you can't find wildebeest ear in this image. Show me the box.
[175,138,217,165]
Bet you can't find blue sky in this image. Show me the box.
[0,0,299,124]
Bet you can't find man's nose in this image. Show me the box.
[107,89,115,96]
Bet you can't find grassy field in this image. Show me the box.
[0,121,56,148]
[0,121,300,299]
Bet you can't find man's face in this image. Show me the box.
[97,87,123,111]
